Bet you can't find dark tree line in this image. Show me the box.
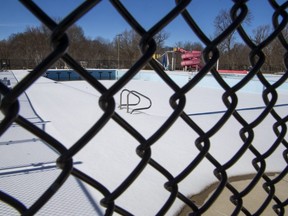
[0,24,169,70]
[213,9,287,73]
[0,13,286,73]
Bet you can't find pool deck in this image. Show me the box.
[178,173,288,215]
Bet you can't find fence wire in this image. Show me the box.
[0,0,287,215]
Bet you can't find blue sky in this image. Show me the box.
[0,0,286,46]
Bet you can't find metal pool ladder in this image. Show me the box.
[119,89,152,114]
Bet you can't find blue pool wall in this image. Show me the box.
[46,69,287,94]
[46,69,116,81]
[117,69,288,93]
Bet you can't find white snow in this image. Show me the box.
[8,70,288,215]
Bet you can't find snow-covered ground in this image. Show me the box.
[2,70,288,215]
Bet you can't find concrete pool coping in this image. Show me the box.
[178,173,288,215]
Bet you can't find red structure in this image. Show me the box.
[154,48,202,71]
[175,48,202,70]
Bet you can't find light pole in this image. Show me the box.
[116,34,122,69]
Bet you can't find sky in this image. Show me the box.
[0,0,287,46]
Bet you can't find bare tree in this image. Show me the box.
[252,24,287,72]
[214,9,235,53]
[0,40,10,59]
[112,29,169,68]
[6,25,50,68]
[114,29,141,68]
[1,22,170,69]
[154,30,170,53]
[214,9,252,70]
[252,24,271,44]
[174,41,203,51]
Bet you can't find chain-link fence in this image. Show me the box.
[0,0,287,215]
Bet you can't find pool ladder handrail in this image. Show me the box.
[119,89,152,114]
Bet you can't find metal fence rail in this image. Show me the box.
[0,0,287,215]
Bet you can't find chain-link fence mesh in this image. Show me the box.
[0,0,287,215]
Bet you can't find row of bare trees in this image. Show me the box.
[0,12,286,72]
[0,24,169,70]
[213,9,287,73]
